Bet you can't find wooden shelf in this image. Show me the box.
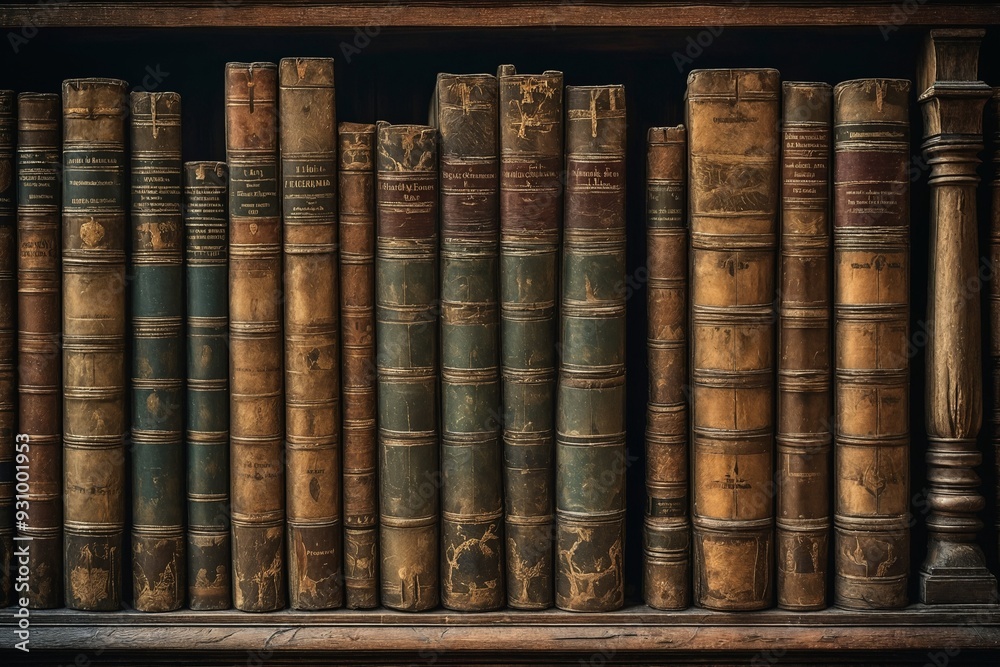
[0,0,998,29]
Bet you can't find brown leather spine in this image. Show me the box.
[15,92,62,609]
[225,62,286,612]
[62,78,129,611]
[279,57,342,611]
[777,82,833,611]
[644,125,690,611]
[0,90,15,608]
[832,78,911,610]
[686,68,780,611]
[338,122,378,609]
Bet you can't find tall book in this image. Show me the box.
[777,82,833,611]
[991,88,1000,564]
[555,84,627,613]
[338,122,379,609]
[130,90,185,612]
[279,57,342,610]
[184,161,231,611]
[832,78,911,610]
[15,92,62,609]
[497,65,562,610]
[433,72,504,612]
[686,68,780,611]
[644,125,690,611]
[375,121,439,612]
[0,90,14,608]
[225,62,286,612]
[62,78,129,611]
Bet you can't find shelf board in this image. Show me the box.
[21,605,1000,652]
[1,1,999,29]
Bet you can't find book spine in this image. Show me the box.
[338,122,378,609]
[643,125,690,611]
[62,77,129,611]
[991,88,1000,566]
[376,122,439,612]
[497,66,563,610]
[225,62,286,612]
[0,90,14,608]
[435,73,504,611]
[15,92,62,609]
[555,84,627,613]
[777,82,833,611]
[279,57,342,611]
[130,91,185,612]
[832,78,911,610]
[184,160,231,611]
[687,68,780,611]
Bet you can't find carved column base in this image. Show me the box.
[920,538,997,604]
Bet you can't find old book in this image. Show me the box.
[434,72,504,612]
[375,121,439,612]
[644,125,690,611]
[15,92,62,609]
[184,161,231,611]
[497,65,562,610]
[279,57,342,611]
[555,84,627,613]
[832,78,911,610]
[62,78,129,611]
[991,87,1000,570]
[130,90,185,613]
[686,68,780,611]
[225,62,286,612]
[0,90,14,608]
[777,82,833,611]
[338,122,378,610]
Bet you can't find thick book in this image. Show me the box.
[777,82,833,611]
[15,92,62,609]
[184,161,231,611]
[279,57,342,611]
[832,78,911,610]
[225,62,286,612]
[644,125,690,611]
[130,90,185,612]
[0,90,14,608]
[338,122,378,609]
[497,65,562,610]
[62,78,129,611]
[375,121,439,612]
[555,84,627,613]
[433,72,504,612]
[686,68,780,611]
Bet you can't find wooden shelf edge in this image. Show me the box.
[1,2,999,29]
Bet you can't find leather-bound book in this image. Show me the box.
[497,65,562,610]
[433,72,504,612]
[555,84,627,613]
[184,161,231,611]
[338,122,378,609]
[15,92,62,609]
[375,121,439,612]
[62,78,129,611]
[991,88,1000,567]
[777,82,833,611]
[644,125,689,610]
[0,90,14,607]
[225,62,286,612]
[279,57,342,611]
[130,91,185,612]
[686,68,780,611]
[832,78,911,610]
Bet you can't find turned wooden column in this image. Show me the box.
[918,29,997,604]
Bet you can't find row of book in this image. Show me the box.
[0,47,997,614]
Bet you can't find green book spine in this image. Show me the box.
[0,90,14,608]
[376,121,439,612]
[497,65,563,610]
[434,73,504,611]
[184,161,231,611]
[555,84,627,613]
